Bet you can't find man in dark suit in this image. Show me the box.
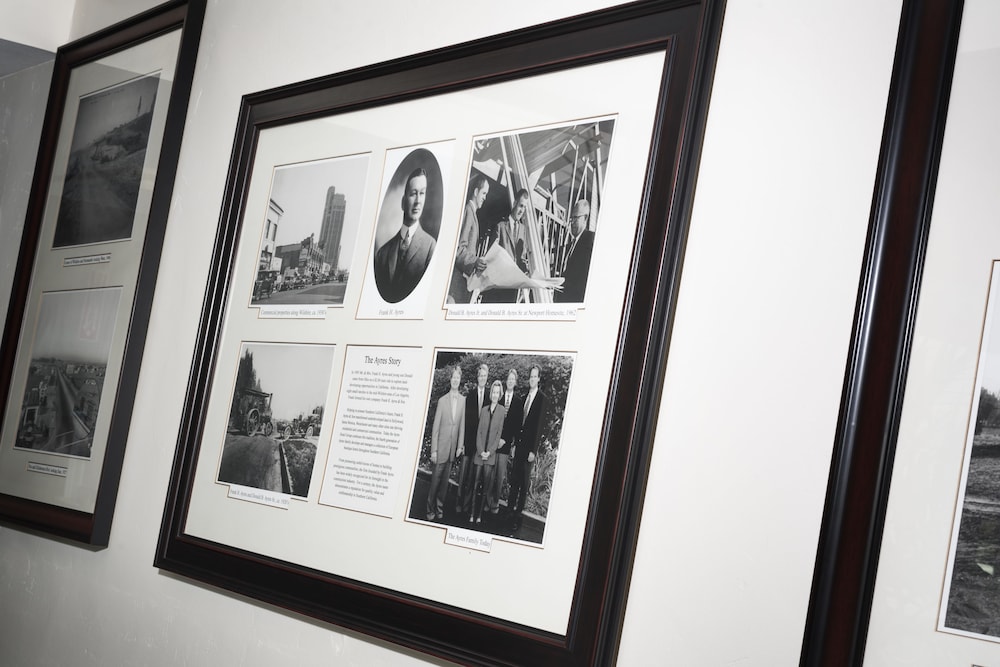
[482,189,530,304]
[492,368,519,514]
[374,168,436,303]
[456,363,489,513]
[505,365,546,531]
[555,199,594,304]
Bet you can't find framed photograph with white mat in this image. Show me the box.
[0,0,205,546]
[155,1,724,664]
[797,1,1000,664]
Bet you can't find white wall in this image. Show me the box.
[0,0,74,51]
[67,0,160,41]
[619,0,902,661]
[0,0,903,665]
[0,62,53,323]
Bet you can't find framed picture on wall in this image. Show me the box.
[0,0,205,546]
[155,1,724,665]
[795,0,1000,664]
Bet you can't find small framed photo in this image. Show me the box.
[941,263,1000,642]
[52,73,162,248]
[444,118,616,319]
[357,142,452,317]
[250,154,370,312]
[405,349,575,547]
[12,288,122,459]
[216,342,336,503]
[0,0,205,546]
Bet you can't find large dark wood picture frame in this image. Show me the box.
[800,0,965,664]
[0,0,206,546]
[155,1,724,664]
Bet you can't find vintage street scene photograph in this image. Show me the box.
[370,146,445,304]
[446,117,616,308]
[406,349,574,545]
[13,287,121,459]
[217,342,335,499]
[250,153,370,307]
[52,73,160,248]
[943,264,1000,641]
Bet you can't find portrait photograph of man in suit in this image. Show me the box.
[370,146,445,304]
[406,349,575,545]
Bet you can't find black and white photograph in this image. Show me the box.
[217,342,335,499]
[13,287,122,459]
[406,349,574,545]
[52,73,160,248]
[250,154,370,306]
[942,264,1000,641]
[370,146,446,304]
[446,117,616,308]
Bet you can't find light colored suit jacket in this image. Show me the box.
[496,216,528,272]
[431,391,465,462]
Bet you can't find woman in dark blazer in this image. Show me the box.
[469,380,506,524]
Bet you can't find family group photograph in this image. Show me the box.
[406,349,574,545]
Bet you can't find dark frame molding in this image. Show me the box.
[800,0,964,664]
[0,0,206,546]
[155,1,725,664]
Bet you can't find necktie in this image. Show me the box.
[523,393,532,424]
[399,230,410,258]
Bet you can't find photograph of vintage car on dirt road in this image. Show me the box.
[217,342,335,499]
[52,73,160,248]
[13,287,121,459]
[406,349,574,545]
[250,154,369,307]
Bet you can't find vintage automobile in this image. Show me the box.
[230,387,274,436]
[253,270,277,300]
[274,414,320,439]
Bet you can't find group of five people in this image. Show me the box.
[426,362,546,533]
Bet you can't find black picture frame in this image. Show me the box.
[155,1,724,664]
[0,0,206,546]
[799,0,965,664]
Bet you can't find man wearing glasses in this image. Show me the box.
[555,199,594,304]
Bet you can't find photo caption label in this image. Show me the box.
[63,253,112,267]
[445,527,493,553]
[227,484,291,508]
[26,461,69,477]
[258,305,327,319]
[446,304,578,321]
